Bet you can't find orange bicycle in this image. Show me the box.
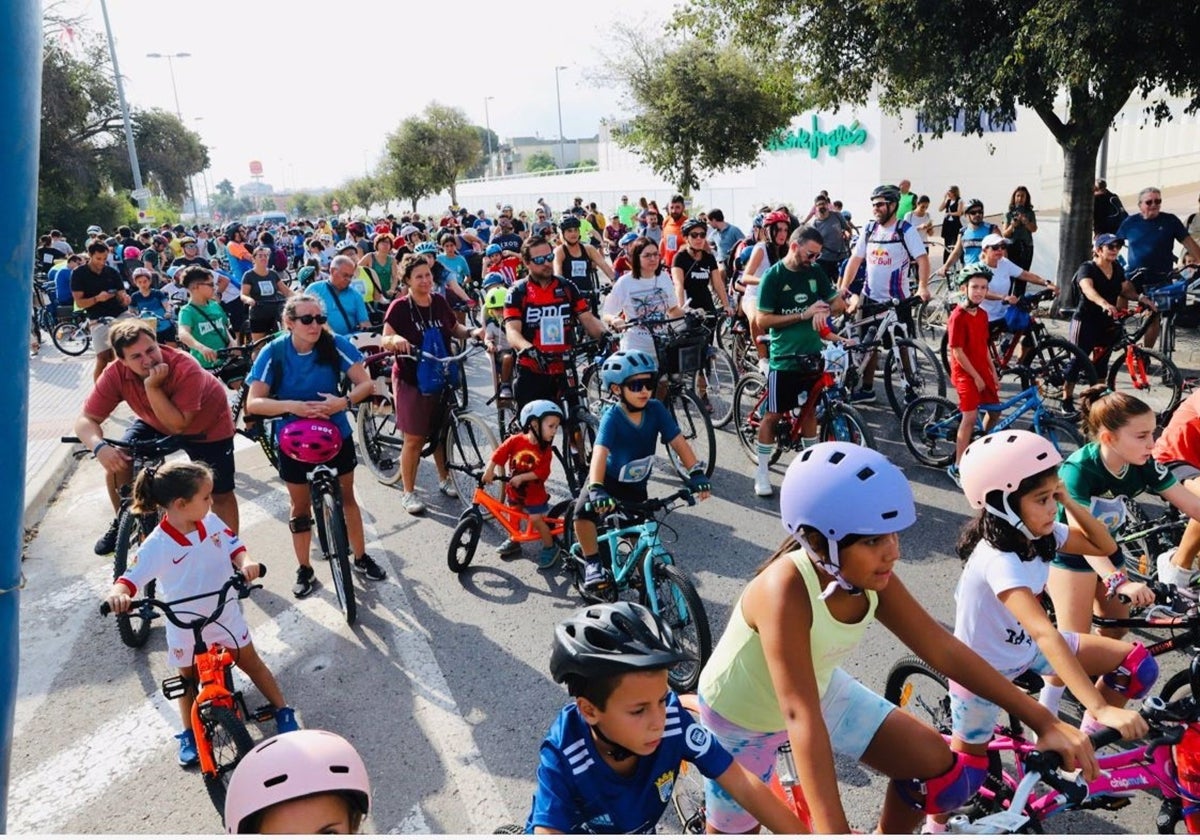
[101,568,275,815]
[446,468,571,573]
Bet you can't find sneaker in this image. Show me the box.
[1157,550,1198,597]
[94,517,120,555]
[354,553,387,581]
[848,388,877,404]
[754,472,773,497]
[537,545,560,570]
[1060,397,1077,418]
[756,357,770,376]
[438,477,459,498]
[401,492,426,516]
[946,464,962,487]
[497,538,521,558]
[583,560,612,594]
[293,565,317,599]
[176,729,199,767]
[498,384,513,400]
[274,706,300,734]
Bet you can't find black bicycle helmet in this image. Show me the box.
[550,602,687,685]
[681,218,707,237]
[965,198,984,213]
[560,216,582,231]
[870,184,901,204]
[224,222,243,239]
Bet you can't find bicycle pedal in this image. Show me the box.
[251,703,278,723]
[1084,794,1133,812]
[161,675,189,700]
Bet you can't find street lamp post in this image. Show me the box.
[483,95,495,180]
[146,51,200,220]
[99,0,147,215]
[554,65,567,171]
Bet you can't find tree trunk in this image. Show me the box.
[448,181,458,206]
[1053,136,1102,311]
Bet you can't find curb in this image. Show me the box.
[23,444,79,531]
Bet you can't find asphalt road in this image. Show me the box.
[11,355,1182,834]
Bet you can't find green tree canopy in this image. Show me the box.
[379,103,481,207]
[465,126,501,178]
[127,109,209,204]
[604,30,801,196]
[680,0,1200,287]
[525,151,557,173]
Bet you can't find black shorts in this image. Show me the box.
[766,366,823,414]
[573,478,649,526]
[248,300,284,334]
[123,419,236,494]
[513,368,564,407]
[277,435,357,485]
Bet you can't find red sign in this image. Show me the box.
[249,160,263,176]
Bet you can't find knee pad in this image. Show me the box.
[1102,642,1159,699]
[895,751,989,814]
[288,515,313,534]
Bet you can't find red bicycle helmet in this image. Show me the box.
[278,419,343,465]
[763,210,791,229]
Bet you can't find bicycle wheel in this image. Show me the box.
[200,704,256,817]
[1035,416,1085,460]
[645,560,712,693]
[581,363,608,418]
[915,296,953,349]
[664,388,716,479]
[900,395,961,467]
[493,825,525,835]
[819,402,876,449]
[1106,345,1182,426]
[447,511,483,573]
[697,348,737,428]
[1162,665,1195,703]
[495,396,517,442]
[112,511,156,649]
[446,411,499,505]
[883,655,952,734]
[733,373,780,465]
[355,393,402,485]
[1116,499,1181,584]
[1024,336,1097,414]
[883,338,946,418]
[557,414,599,497]
[670,759,707,834]
[318,490,356,626]
[51,319,90,356]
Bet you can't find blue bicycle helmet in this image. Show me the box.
[779,442,916,599]
[414,242,438,255]
[618,232,638,248]
[485,243,502,256]
[520,399,563,430]
[751,213,765,230]
[600,350,658,389]
[482,271,507,288]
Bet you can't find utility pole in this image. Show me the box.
[146,52,200,220]
[484,95,495,179]
[100,0,147,215]
[555,65,568,170]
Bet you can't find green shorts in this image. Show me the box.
[1051,547,1124,573]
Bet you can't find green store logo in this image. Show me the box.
[766,116,868,159]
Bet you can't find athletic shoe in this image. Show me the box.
[583,560,612,595]
[176,730,199,767]
[497,538,521,558]
[537,545,560,570]
[848,388,877,404]
[438,477,459,498]
[274,706,300,734]
[1060,398,1078,419]
[94,517,120,555]
[498,384,513,400]
[757,358,769,376]
[293,565,316,598]
[754,472,773,497]
[1158,550,1199,598]
[946,464,962,488]
[354,553,387,581]
[402,492,426,515]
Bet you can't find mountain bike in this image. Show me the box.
[445,469,572,573]
[1086,306,1183,427]
[562,490,712,693]
[101,569,277,817]
[1129,266,1200,362]
[841,295,946,417]
[900,382,1084,468]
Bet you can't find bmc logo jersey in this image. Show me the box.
[504,276,589,373]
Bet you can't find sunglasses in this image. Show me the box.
[687,231,706,238]
[871,201,890,209]
[641,251,660,259]
[294,314,328,325]
[527,253,554,265]
[1102,243,1122,250]
[623,378,656,393]
[801,249,822,259]
[967,210,984,215]
[988,244,1008,250]
[1144,199,1162,206]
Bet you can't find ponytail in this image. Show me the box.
[131,461,212,514]
[1077,385,1153,441]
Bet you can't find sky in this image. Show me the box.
[53,0,676,194]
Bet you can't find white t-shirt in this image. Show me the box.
[904,211,934,243]
[979,257,1025,322]
[953,522,1069,675]
[853,220,927,302]
[602,271,677,355]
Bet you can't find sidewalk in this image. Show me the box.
[23,351,95,528]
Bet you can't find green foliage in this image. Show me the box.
[379,102,481,206]
[129,109,209,204]
[525,151,558,172]
[289,191,316,217]
[465,126,501,178]
[605,29,801,196]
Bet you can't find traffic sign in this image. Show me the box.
[130,187,151,201]
[137,210,155,223]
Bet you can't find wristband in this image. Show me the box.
[1103,570,1128,599]
[92,441,109,456]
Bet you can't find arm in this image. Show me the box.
[713,761,808,835]
[505,319,534,352]
[586,245,615,282]
[552,245,565,278]
[937,239,964,276]
[837,255,863,294]
[756,301,831,331]
[671,266,687,310]
[231,548,262,582]
[142,366,197,435]
[587,443,609,487]
[176,322,220,362]
[579,309,608,340]
[951,346,986,389]
[1057,483,1118,556]
[1079,277,1119,317]
[711,265,731,310]
[74,410,131,475]
[741,248,766,286]
[1016,269,1055,291]
[245,379,322,420]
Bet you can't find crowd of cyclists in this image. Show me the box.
[28,180,1200,833]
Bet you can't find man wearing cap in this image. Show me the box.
[531,208,554,238]
[474,210,492,245]
[170,237,211,271]
[491,216,524,254]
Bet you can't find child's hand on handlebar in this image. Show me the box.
[1092,704,1150,742]
[238,562,262,583]
[105,583,133,615]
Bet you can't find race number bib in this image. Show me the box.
[571,262,587,278]
[257,279,275,297]
[540,313,565,345]
[618,455,654,483]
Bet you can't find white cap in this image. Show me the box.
[981,233,1011,249]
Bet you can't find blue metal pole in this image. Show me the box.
[0,0,41,830]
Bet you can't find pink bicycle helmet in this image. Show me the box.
[278,418,343,465]
[123,245,142,260]
[959,430,1062,536]
[224,730,371,834]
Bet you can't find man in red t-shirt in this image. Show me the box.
[75,320,240,554]
[946,269,1000,480]
[659,194,688,268]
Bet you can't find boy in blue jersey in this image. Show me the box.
[526,602,807,834]
[572,350,711,595]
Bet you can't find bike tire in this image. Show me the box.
[697,347,737,429]
[446,411,499,507]
[664,389,716,479]
[646,560,712,693]
[200,704,256,817]
[915,296,952,349]
[581,363,608,419]
[1035,416,1086,460]
[51,319,90,356]
[883,655,953,734]
[883,338,946,418]
[355,392,403,485]
[1106,345,1182,427]
[732,373,781,466]
[900,395,961,467]
[1162,665,1194,703]
[495,396,517,442]
[493,824,525,835]
[555,413,599,498]
[819,402,876,449]
[113,511,156,649]
[447,511,483,573]
[319,490,356,626]
[1025,336,1097,415]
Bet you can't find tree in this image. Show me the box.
[680,0,1200,289]
[464,126,501,179]
[603,29,801,197]
[378,103,481,207]
[289,191,316,218]
[127,109,209,204]
[525,151,557,173]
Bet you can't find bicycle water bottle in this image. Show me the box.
[773,743,813,826]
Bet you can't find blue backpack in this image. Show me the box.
[415,326,461,395]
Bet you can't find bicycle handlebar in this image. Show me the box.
[613,488,697,516]
[62,433,206,458]
[100,567,266,627]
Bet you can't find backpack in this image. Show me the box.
[271,246,289,273]
[416,326,455,395]
[863,219,916,262]
[1108,195,1129,229]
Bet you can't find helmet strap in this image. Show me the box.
[591,723,636,762]
[796,534,863,601]
[986,500,1036,540]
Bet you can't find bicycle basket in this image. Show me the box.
[1150,280,1187,312]
[656,329,709,375]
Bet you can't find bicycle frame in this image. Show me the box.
[743,369,833,447]
[188,644,243,777]
[924,385,1051,438]
[467,485,565,543]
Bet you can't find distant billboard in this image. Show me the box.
[249,160,263,176]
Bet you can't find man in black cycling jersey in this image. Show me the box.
[504,236,608,411]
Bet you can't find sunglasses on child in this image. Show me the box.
[623,377,656,392]
[294,314,328,325]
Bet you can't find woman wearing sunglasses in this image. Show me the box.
[246,293,385,599]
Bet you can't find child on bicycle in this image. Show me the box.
[946,264,1001,483]
[176,265,234,370]
[104,461,300,767]
[931,430,1155,832]
[526,602,807,834]
[482,274,514,400]
[225,729,371,834]
[1047,386,1200,639]
[697,442,1097,834]
[483,399,562,568]
[575,350,711,595]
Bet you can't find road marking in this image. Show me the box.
[388,804,432,834]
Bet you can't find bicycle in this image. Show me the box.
[299,433,359,625]
[661,311,739,429]
[562,489,712,693]
[356,343,498,505]
[1128,266,1200,362]
[900,382,1085,469]
[1115,495,1192,587]
[1085,306,1183,427]
[211,335,279,469]
[733,343,876,466]
[101,569,275,816]
[840,295,946,417]
[445,469,572,573]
